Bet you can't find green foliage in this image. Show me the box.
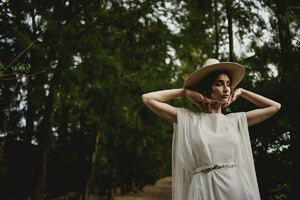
[0,61,31,76]
[0,0,298,199]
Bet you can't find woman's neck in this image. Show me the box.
[203,103,223,114]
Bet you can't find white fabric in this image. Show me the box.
[172,108,260,200]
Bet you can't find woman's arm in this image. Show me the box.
[226,88,281,126]
[142,89,214,123]
[142,89,183,123]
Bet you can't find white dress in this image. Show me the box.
[172,108,260,200]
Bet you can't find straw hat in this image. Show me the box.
[183,58,245,89]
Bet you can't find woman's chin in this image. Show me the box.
[210,97,229,104]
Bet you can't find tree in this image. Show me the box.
[225,0,235,61]
[0,0,298,199]
[214,0,220,59]
[273,0,297,198]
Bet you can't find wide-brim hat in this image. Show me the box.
[183,58,245,89]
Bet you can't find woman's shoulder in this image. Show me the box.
[225,111,245,117]
[176,108,247,121]
[176,107,200,121]
[176,107,195,113]
[225,112,247,124]
[176,107,202,116]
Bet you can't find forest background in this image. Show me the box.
[0,0,299,200]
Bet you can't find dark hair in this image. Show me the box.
[195,70,233,98]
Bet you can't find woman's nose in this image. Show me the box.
[223,86,229,92]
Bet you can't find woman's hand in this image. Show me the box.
[224,88,242,107]
[184,89,216,110]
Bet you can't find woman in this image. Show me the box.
[142,59,281,200]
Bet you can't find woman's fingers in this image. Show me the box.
[225,92,239,107]
[186,90,216,107]
[232,93,238,102]
[202,95,217,104]
[209,98,217,104]
[224,99,231,107]
[203,96,211,103]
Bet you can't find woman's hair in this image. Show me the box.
[195,70,233,98]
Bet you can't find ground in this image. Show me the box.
[113,177,172,200]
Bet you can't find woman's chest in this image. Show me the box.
[189,116,240,160]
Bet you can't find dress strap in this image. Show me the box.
[193,163,236,175]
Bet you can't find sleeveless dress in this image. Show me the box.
[172,108,260,200]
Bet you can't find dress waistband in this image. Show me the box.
[193,163,236,175]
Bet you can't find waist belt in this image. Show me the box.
[193,163,236,175]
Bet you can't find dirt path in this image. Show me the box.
[113,177,172,200]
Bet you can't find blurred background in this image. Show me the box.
[0,0,298,199]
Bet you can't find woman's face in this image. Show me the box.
[210,73,232,104]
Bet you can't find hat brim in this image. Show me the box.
[183,62,245,89]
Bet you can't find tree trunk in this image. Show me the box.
[57,105,70,144]
[32,86,57,200]
[214,0,219,59]
[275,1,296,198]
[31,59,65,200]
[83,132,100,200]
[24,0,37,147]
[31,0,36,34]
[275,0,292,57]
[225,0,234,61]
[24,78,35,146]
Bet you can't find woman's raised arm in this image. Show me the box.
[226,88,281,126]
[142,89,215,123]
[142,89,183,123]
